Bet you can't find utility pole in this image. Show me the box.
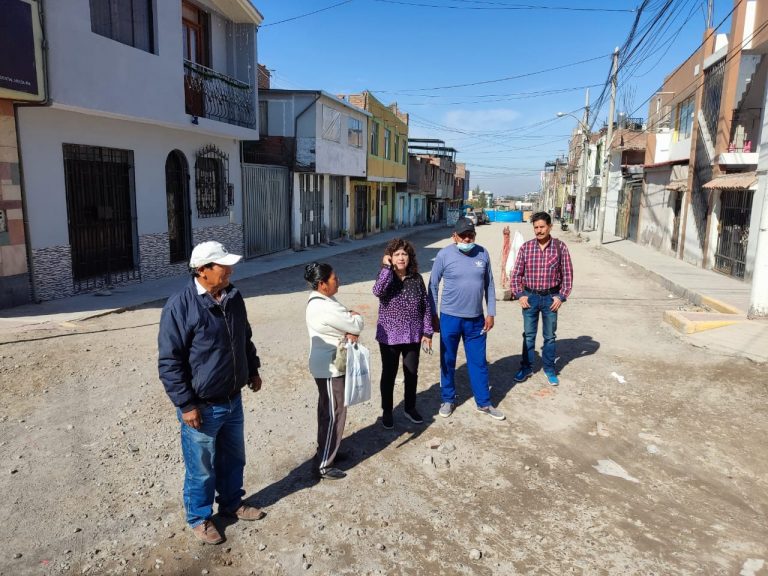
[749,180,768,318]
[749,65,768,319]
[706,0,714,28]
[575,88,590,233]
[597,47,619,246]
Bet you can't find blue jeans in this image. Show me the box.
[439,313,491,407]
[176,395,246,528]
[520,293,558,374]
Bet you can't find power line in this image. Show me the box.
[395,84,604,105]
[370,53,611,93]
[623,0,748,122]
[378,83,601,99]
[373,0,636,11]
[260,0,355,28]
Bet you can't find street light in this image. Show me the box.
[557,111,590,233]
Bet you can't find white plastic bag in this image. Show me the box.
[505,230,525,278]
[344,342,371,406]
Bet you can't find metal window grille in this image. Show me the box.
[62,144,140,291]
[691,135,713,249]
[714,188,751,279]
[300,173,324,246]
[702,58,725,141]
[195,145,231,218]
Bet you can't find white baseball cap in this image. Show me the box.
[189,241,242,268]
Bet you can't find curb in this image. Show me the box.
[587,241,748,334]
[663,310,743,334]
[699,296,743,315]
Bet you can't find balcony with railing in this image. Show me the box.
[719,108,761,165]
[184,60,256,129]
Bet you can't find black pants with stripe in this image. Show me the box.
[314,376,347,474]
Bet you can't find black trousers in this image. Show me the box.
[378,342,421,414]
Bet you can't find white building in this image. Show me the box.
[245,89,369,248]
[17,0,262,300]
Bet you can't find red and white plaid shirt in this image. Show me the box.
[511,237,573,300]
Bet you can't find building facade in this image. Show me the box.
[16,0,262,301]
[339,92,408,237]
[408,139,458,225]
[639,0,768,281]
[244,89,369,249]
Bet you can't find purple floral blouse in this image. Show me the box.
[372,266,434,345]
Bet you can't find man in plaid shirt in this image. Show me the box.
[510,211,573,386]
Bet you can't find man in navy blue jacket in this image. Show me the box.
[158,241,264,545]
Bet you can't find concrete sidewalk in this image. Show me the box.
[579,229,768,363]
[0,224,444,333]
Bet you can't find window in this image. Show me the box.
[322,105,341,142]
[182,0,209,65]
[384,128,392,160]
[675,96,694,141]
[394,135,400,162]
[347,117,363,147]
[595,143,602,175]
[195,145,231,218]
[90,0,154,53]
[401,140,407,165]
[370,121,379,156]
[259,101,268,135]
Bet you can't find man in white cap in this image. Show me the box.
[158,241,264,545]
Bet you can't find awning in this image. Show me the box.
[703,171,757,190]
[666,179,687,192]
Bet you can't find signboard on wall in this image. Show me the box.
[0,0,45,102]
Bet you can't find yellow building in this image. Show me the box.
[339,91,408,236]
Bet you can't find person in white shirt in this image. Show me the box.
[304,262,364,480]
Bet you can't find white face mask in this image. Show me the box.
[457,242,475,253]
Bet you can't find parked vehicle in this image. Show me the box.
[465,211,478,225]
[475,209,490,225]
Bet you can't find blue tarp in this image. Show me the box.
[486,210,523,223]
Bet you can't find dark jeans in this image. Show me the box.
[378,342,421,414]
[521,292,559,374]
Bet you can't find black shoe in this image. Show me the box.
[319,467,346,480]
[404,408,424,424]
[382,411,394,429]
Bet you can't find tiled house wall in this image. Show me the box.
[0,101,30,308]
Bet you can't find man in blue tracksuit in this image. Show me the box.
[429,218,505,421]
[158,241,265,545]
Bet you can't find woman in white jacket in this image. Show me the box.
[304,262,364,480]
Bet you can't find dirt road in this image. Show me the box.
[0,223,765,575]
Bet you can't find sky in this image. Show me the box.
[255,0,734,197]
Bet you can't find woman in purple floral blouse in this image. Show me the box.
[372,238,433,429]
